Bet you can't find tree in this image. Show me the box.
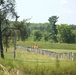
[71,30,76,43]
[14,19,30,41]
[0,0,16,58]
[48,16,59,42]
[3,28,11,52]
[20,20,29,41]
[70,24,76,30]
[33,30,42,41]
[44,32,49,41]
[57,24,75,43]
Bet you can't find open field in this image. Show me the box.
[0,41,76,75]
[43,49,76,53]
[17,41,76,50]
[0,46,76,75]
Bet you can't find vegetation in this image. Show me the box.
[0,0,17,58]
[5,21,76,43]
[12,20,76,44]
[1,59,76,75]
[33,30,42,41]
[14,19,30,41]
[0,46,76,75]
[48,16,59,42]
[0,0,76,75]
[17,41,76,50]
[1,14,76,58]
[57,24,76,43]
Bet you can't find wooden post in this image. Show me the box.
[14,31,16,59]
[13,15,19,59]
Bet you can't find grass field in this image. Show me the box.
[17,41,76,50]
[0,41,76,75]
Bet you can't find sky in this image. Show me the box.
[16,0,76,24]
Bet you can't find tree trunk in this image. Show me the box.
[0,20,4,58]
[14,31,16,59]
[6,36,8,52]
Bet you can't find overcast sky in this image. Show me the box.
[16,0,76,24]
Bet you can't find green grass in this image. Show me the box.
[0,46,76,75]
[17,41,76,50]
[1,41,76,75]
[43,49,76,53]
[4,47,54,62]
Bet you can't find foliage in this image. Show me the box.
[0,0,16,58]
[19,20,29,41]
[33,30,42,41]
[14,19,30,41]
[29,23,48,31]
[44,32,49,41]
[57,24,75,43]
[26,22,76,43]
[70,24,76,30]
[8,21,76,43]
[48,16,59,42]
[72,30,76,43]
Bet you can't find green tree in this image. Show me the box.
[57,24,75,43]
[72,30,76,43]
[0,0,16,58]
[70,24,76,30]
[3,28,12,52]
[20,21,29,41]
[33,30,42,41]
[14,19,29,41]
[44,32,49,41]
[48,16,59,42]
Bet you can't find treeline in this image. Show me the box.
[1,16,76,59]
[27,16,76,43]
[2,16,76,47]
[28,23,76,43]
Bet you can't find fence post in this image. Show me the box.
[14,31,16,59]
[73,53,76,61]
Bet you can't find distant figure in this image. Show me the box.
[35,45,38,49]
[32,44,39,49]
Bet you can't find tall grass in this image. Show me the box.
[0,58,76,75]
[17,41,76,50]
[0,47,76,75]
[1,41,76,75]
